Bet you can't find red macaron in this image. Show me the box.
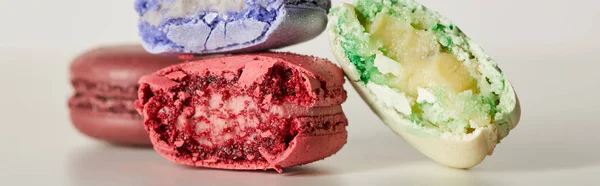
[68,45,182,145]
[135,52,348,172]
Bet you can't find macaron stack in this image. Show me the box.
[69,0,348,172]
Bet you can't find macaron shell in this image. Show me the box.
[150,115,348,171]
[70,108,150,146]
[195,7,329,55]
[262,114,348,169]
[70,45,181,87]
[394,96,521,169]
[139,52,347,107]
[255,52,345,88]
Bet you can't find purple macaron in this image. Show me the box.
[135,0,331,54]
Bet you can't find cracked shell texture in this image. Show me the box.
[135,0,331,54]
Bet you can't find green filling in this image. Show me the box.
[332,0,511,135]
[335,8,379,84]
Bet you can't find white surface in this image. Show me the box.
[0,0,599,185]
[142,0,247,25]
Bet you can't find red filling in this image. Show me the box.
[71,79,139,98]
[141,65,319,163]
[69,93,139,116]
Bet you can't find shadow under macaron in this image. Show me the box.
[68,145,344,186]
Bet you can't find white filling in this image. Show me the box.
[188,94,260,146]
[187,94,332,147]
[374,52,402,77]
[366,82,412,115]
[417,88,436,103]
[143,0,248,26]
[209,93,223,109]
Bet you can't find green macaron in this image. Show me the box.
[328,0,521,168]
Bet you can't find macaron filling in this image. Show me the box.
[69,80,140,116]
[138,64,345,164]
[70,79,140,98]
[136,0,329,53]
[330,0,517,138]
[69,94,139,116]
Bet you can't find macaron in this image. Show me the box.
[135,52,348,172]
[69,45,182,145]
[327,0,521,168]
[135,0,331,54]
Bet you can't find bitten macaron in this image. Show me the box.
[69,45,182,145]
[135,52,348,172]
[135,0,331,54]
[328,0,521,168]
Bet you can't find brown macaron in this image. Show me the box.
[68,44,182,145]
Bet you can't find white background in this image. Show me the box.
[1,0,599,185]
